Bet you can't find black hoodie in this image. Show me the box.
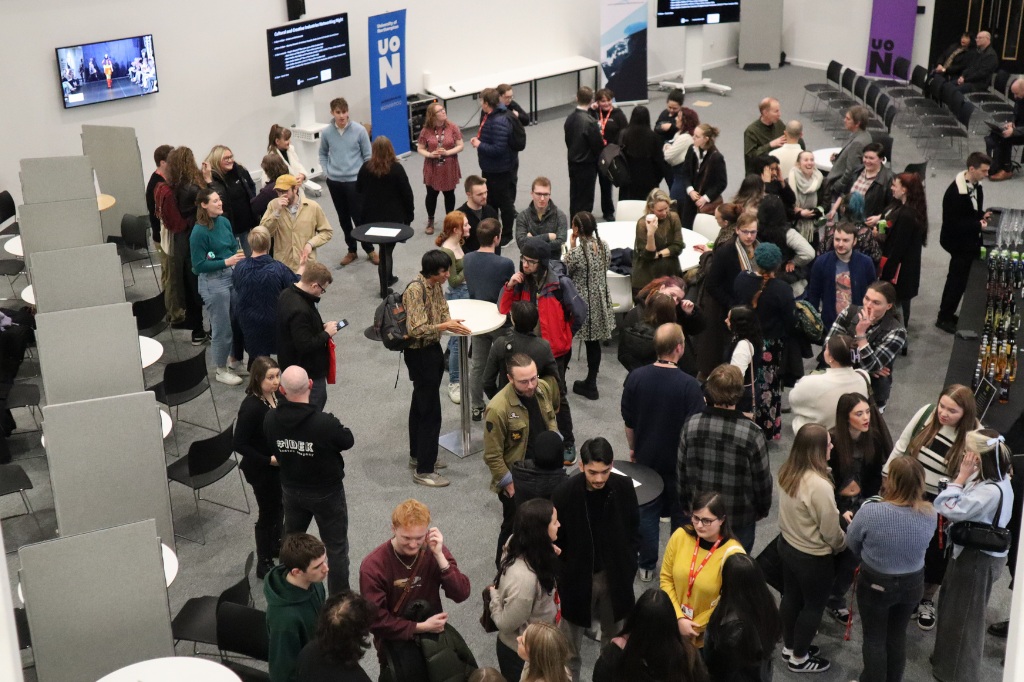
[264,400,354,490]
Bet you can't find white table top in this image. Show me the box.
[446,299,506,336]
[21,284,33,305]
[814,147,841,172]
[97,657,241,682]
[4,235,22,257]
[598,221,703,273]
[428,55,599,99]
[139,336,163,368]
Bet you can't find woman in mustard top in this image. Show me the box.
[660,490,746,648]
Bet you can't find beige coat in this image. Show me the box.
[260,198,333,272]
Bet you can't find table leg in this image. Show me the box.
[439,334,482,458]
[378,244,394,299]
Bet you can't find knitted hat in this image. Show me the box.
[754,242,783,271]
[534,430,565,470]
[274,174,300,190]
[520,237,550,266]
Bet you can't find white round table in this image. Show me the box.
[441,299,507,458]
[814,147,842,173]
[97,657,241,682]
[599,220,703,273]
[139,336,164,368]
[4,236,22,257]
[20,284,33,305]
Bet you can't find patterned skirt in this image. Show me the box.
[755,337,785,440]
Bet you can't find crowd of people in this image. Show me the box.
[136,79,1021,682]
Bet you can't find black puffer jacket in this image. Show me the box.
[510,461,567,506]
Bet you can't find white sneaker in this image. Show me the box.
[215,367,243,386]
[448,383,461,404]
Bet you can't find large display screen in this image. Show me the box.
[56,35,158,109]
[656,0,740,27]
[267,12,351,97]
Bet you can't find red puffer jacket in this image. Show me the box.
[498,272,573,358]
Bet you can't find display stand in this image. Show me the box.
[658,27,731,96]
[289,89,327,181]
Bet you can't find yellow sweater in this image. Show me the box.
[660,528,745,648]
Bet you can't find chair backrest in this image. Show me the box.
[616,200,646,223]
[903,162,928,179]
[14,606,30,650]
[606,273,634,315]
[853,76,868,102]
[910,65,929,91]
[893,56,911,82]
[132,290,168,336]
[217,602,269,662]
[163,347,211,405]
[826,60,843,86]
[883,105,897,132]
[864,83,881,111]
[185,423,235,479]
[219,551,255,607]
[995,69,1012,96]
[875,93,891,119]
[0,191,15,226]
[841,68,856,93]
[870,131,894,165]
[692,213,721,241]
[120,214,150,250]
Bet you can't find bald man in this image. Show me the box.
[744,97,803,175]
[770,120,804,178]
[986,78,1024,180]
[956,31,999,93]
[264,365,355,594]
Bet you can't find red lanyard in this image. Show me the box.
[686,537,722,599]
[476,112,489,140]
[598,108,612,140]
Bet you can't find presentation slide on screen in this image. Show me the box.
[267,13,351,97]
[656,0,739,26]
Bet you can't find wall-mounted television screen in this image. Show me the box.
[656,0,740,27]
[267,12,351,97]
[56,35,158,109]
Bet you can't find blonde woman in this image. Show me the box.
[203,145,257,255]
[631,188,683,294]
[517,622,571,682]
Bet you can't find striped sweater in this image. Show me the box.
[883,404,958,496]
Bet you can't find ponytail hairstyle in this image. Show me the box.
[268,124,291,152]
[825,334,857,368]
[965,428,1013,482]
[435,210,468,248]
[696,123,720,155]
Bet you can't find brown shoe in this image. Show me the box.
[424,219,435,235]
[990,170,1015,181]
[339,252,357,266]
[368,251,380,265]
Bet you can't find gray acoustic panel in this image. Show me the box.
[19,157,97,205]
[36,303,144,404]
[19,519,173,682]
[18,199,103,259]
[82,126,147,241]
[0,524,25,682]
[42,393,173,545]
[29,244,125,313]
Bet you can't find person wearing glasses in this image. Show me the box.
[259,174,334,274]
[275,261,343,412]
[514,177,568,260]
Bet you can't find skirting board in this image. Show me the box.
[649,55,738,83]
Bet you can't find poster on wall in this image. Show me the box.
[600,0,648,103]
[368,10,409,155]
[865,0,917,79]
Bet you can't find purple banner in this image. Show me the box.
[865,0,917,79]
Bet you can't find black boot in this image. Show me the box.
[255,527,276,579]
[572,379,599,400]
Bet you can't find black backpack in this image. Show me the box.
[373,282,425,351]
[598,142,630,187]
[506,110,527,152]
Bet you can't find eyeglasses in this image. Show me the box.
[691,514,720,527]
[521,257,539,266]
[532,191,551,198]
[315,282,328,294]
[737,229,758,237]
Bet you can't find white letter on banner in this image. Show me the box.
[377,39,389,56]
[380,53,401,88]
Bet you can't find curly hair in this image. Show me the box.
[166,146,205,189]
[314,591,373,666]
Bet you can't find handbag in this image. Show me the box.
[327,337,337,384]
[878,256,901,285]
[480,570,501,633]
[697,197,724,216]
[948,481,1012,553]
[755,533,784,592]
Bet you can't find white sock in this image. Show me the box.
[791,654,809,665]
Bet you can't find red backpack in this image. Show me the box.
[154,182,187,234]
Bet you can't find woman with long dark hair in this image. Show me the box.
[883,383,981,631]
[594,588,709,682]
[416,102,464,235]
[232,356,283,578]
[704,553,782,682]
[730,174,766,213]
[879,172,927,330]
[846,456,934,682]
[357,136,415,294]
[677,123,728,228]
[618,105,670,201]
[267,124,309,189]
[565,211,615,399]
[726,305,763,418]
[777,424,845,673]
[489,498,560,682]
[661,490,747,649]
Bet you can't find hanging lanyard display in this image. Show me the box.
[685,536,722,600]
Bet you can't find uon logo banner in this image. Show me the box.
[368,10,410,154]
[865,0,917,79]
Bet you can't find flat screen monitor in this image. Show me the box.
[267,12,351,97]
[56,35,158,109]
[656,0,740,27]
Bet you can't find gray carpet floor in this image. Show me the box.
[3,63,1015,680]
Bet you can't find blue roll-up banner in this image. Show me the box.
[368,10,409,155]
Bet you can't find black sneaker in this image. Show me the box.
[472,407,484,422]
[191,330,210,345]
[780,645,819,661]
[935,318,957,334]
[788,655,830,673]
[826,606,850,624]
[916,599,936,630]
[256,559,275,580]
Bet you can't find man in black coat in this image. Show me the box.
[936,151,992,333]
[552,437,639,682]
[564,86,604,218]
[985,78,1024,181]
[955,30,999,93]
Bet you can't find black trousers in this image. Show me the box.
[175,231,204,333]
[243,469,283,562]
[326,178,372,254]
[483,170,517,245]
[598,172,616,220]
[985,131,1024,172]
[938,252,974,322]
[568,161,598,219]
[555,351,575,445]
[779,537,834,658]
[403,344,444,473]
[425,187,456,221]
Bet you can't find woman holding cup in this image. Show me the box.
[630,188,683,297]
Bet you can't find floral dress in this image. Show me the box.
[565,237,615,342]
[417,122,463,192]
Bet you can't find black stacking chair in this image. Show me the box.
[172,552,254,653]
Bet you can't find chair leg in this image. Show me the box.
[171,486,207,546]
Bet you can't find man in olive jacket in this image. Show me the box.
[483,353,559,567]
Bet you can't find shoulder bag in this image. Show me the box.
[480,568,502,633]
[948,481,1012,553]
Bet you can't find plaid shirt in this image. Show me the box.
[824,304,906,373]
[677,407,773,528]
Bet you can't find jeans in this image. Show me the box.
[282,483,349,595]
[779,537,835,658]
[496,638,525,682]
[445,283,470,382]
[938,253,974,323]
[856,566,923,682]
[310,377,327,412]
[559,571,622,682]
[733,523,757,554]
[638,477,686,571]
[403,344,444,473]
[425,187,456,221]
[198,268,233,367]
[325,178,372,254]
[555,351,575,445]
[471,329,504,410]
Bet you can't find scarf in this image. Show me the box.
[788,166,823,205]
[943,46,967,70]
[735,238,757,273]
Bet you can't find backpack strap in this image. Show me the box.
[911,404,936,440]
